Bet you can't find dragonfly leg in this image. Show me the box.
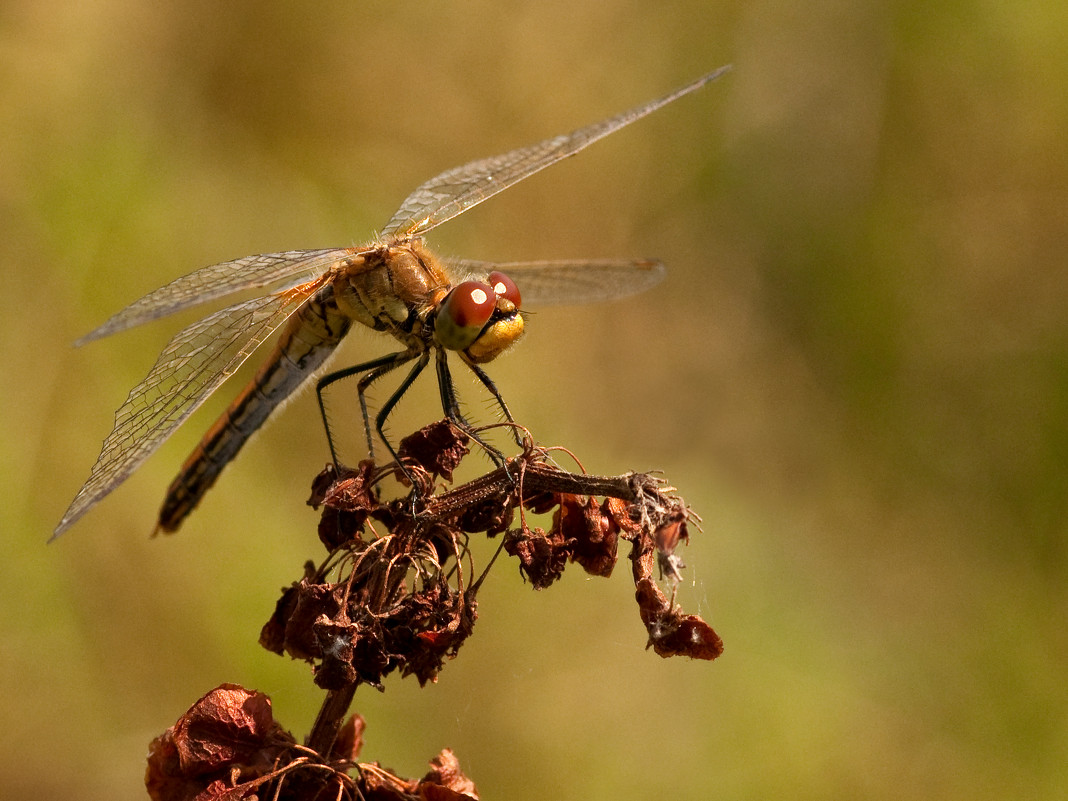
[316,349,418,465]
[374,351,431,489]
[434,349,509,467]
[465,360,524,449]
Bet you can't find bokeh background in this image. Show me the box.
[3,1,1066,799]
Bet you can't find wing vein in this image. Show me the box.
[381,66,730,239]
[53,289,309,538]
[76,248,351,344]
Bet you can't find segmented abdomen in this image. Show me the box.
[156,289,351,533]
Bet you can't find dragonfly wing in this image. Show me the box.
[380,66,731,240]
[77,248,355,345]
[444,258,666,306]
[53,284,316,539]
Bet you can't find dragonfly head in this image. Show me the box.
[435,271,524,364]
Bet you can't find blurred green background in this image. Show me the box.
[3,1,1066,799]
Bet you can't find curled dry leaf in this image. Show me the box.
[421,749,481,800]
[332,713,366,764]
[503,525,569,589]
[358,748,480,801]
[397,419,471,482]
[145,684,296,801]
[635,579,724,660]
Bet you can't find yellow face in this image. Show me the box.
[434,271,525,364]
[462,310,525,364]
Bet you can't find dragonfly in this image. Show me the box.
[52,65,731,539]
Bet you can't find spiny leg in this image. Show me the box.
[374,351,431,476]
[316,349,418,465]
[355,354,423,460]
[434,348,509,466]
[465,360,524,449]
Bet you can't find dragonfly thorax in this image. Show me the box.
[333,240,450,343]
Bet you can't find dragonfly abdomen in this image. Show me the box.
[156,290,352,533]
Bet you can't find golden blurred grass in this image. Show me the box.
[2,1,1066,799]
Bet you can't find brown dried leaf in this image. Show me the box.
[172,685,279,773]
[308,463,341,509]
[557,495,618,578]
[654,614,724,660]
[655,517,689,554]
[635,579,723,660]
[331,713,366,763]
[602,496,644,540]
[314,461,382,548]
[359,762,418,799]
[419,748,479,800]
[399,420,470,481]
[145,685,294,801]
[259,581,299,655]
[312,617,363,689]
[454,487,515,535]
[503,526,569,589]
[284,580,346,661]
[521,489,559,516]
[400,584,476,685]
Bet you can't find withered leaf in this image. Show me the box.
[312,617,363,689]
[331,713,366,763]
[284,580,346,661]
[398,420,470,481]
[314,460,382,547]
[635,579,723,660]
[420,748,480,800]
[503,526,569,589]
[145,685,294,801]
[602,496,644,539]
[556,495,619,578]
[521,489,559,516]
[259,581,299,655]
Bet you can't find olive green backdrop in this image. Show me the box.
[3,1,1066,799]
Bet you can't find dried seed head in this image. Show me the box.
[267,420,720,700]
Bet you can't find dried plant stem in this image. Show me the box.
[424,461,650,518]
[307,684,358,757]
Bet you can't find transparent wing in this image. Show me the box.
[76,248,355,345]
[444,258,666,306]
[53,282,321,538]
[380,65,731,240]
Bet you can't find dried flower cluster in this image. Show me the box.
[146,420,721,800]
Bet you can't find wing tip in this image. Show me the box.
[702,64,734,83]
[49,517,74,543]
[636,259,668,286]
[72,327,111,348]
[51,492,92,541]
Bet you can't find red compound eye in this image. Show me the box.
[441,281,495,329]
[488,271,521,309]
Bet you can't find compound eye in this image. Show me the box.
[443,281,496,327]
[488,271,521,309]
[437,281,496,350]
